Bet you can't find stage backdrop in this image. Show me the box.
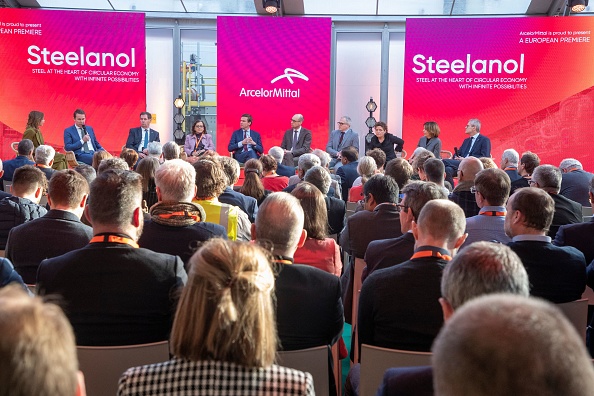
[0,9,146,157]
[403,17,594,169]
[217,16,331,155]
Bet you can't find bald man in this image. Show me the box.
[448,156,484,217]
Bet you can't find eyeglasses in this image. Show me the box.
[337,122,346,125]
[470,186,477,193]
[195,125,205,128]
[291,119,301,123]
[396,203,409,213]
[528,180,537,185]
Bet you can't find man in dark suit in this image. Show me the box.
[448,156,483,217]
[280,113,312,166]
[364,181,448,281]
[269,146,295,177]
[218,156,258,223]
[505,187,586,303]
[227,113,263,163]
[559,158,593,206]
[63,108,104,165]
[1,139,34,182]
[500,148,522,182]
[336,146,359,201]
[442,118,491,185]
[510,151,540,194]
[125,112,160,159]
[37,169,187,346]
[33,145,56,182]
[531,164,582,238]
[6,170,92,284]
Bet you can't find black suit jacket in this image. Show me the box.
[336,161,359,201]
[219,187,258,223]
[37,240,187,346]
[508,240,586,303]
[125,127,160,152]
[458,134,491,157]
[377,366,434,396]
[560,169,593,207]
[363,232,415,282]
[281,128,312,157]
[549,193,582,238]
[5,210,93,284]
[325,196,345,236]
[276,162,296,177]
[554,217,594,263]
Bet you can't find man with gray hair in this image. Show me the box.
[531,164,581,238]
[283,153,321,194]
[326,115,359,170]
[162,141,180,161]
[312,148,342,199]
[218,156,258,223]
[97,157,129,175]
[500,148,522,182]
[34,145,56,182]
[1,139,34,182]
[138,159,226,264]
[268,146,295,177]
[559,158,593,206]
[304,165,345,235]
[147,141,163,162]
[280,113,312,166]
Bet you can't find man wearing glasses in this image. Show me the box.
[280,113,312,167]
[443,118,491,185]
[326,116,359,170]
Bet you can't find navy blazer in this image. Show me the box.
[125,127,160,152]
[64,125,103,155]
[336,161,359,201]
[227,129,263,157]
[376,366,434,396]
[277,162,296,177]
[219,187,258,223]
[458,134,490,158]
[1,156,34,181]
[554,217,594,263]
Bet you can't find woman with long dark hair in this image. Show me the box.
[23,110,68,170]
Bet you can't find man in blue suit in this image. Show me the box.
[1,139,34,182]
[227,114,263,164]
[443,118,491,185]
[336,146,359,201]
[125,112,160,159]
[64,109,104,165]
[326,116,359,170]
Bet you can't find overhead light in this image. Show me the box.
[263,0,280,14]
[569,0,588,12]
[173,94,185,109]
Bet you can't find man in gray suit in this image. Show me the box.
[281,113,312,166]
[326,116,359,170]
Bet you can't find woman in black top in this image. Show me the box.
[368,121,404,162]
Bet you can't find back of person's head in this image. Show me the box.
[357,156,377,182]
[0,285,81,396]
[74,164,96,187]
[119,148,138,169]
[341,146,359,163]
[411,149,434,173]
[508,187,554,233]
[194,158,226,199]
[292,182,328,240]
[155,159,196,202]
[479,157,497,170]
[91,150,113,172]
[520,151,540,175]
[401,181,448,221]
[559,158,583,172]
[48,170,89,209]
[303,165,331,195]
[474,168,511,206]
[12,165,45,197]
[458,156,484,181]
[532,164,562,192]
[255,192,304,256]
[259,154,278,173]
[135,157,160,193]
[366,148,387,171]
[385,158,413,190]
[363,174,399,205]
[147,141,162,157]
[501,148,519,167]
[268,146,284,163]
[171,239,276,368]
[423,158,445,184]
[433,294,594,396]
[88,169,142,228]
[97,157,131,177]
[416,199,465,247]
[35,145,55,166]
[297,153,320,172]
[441,242,529,311]
[17,139,34,156]
[162,141,180,161]
[312,148,331,168]
[219,156,240,186]
[240,159,265,201]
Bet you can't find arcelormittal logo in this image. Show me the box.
[271,68,309,84]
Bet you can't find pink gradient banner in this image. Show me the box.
[217,16,331,154]
[403,17,594,169]
[0,9,146,154]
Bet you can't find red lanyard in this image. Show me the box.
[90,234,139,248]
[480,211,506,216]
[410,250,452,261]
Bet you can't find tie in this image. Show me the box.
[143,129,149,150]
[466,136,476,157]
[243,131,248,152]
[338,132,344,147]
[292,130,298,150]
[81,128,90,152]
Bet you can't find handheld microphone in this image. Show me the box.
[454,146,459,157]
[81,125,88,136]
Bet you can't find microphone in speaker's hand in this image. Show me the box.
[81,125,87,135]
[454,146,459,157]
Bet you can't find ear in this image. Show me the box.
[46,194,53,208]
[297,229,307,248]
[76,370,87,396]
[0,170,4,178]
[411,220,419,241]
[84,204,93,225]
[250,223,257,241]
[193,185,198,199]
[155,186,163,202]
[439,297,455,322]
[454,233,468,250]
[132,207,142,228]
[34,186,42,199]
[49,159,54,166]
[79,194,88,208]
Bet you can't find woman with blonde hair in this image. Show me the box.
[91,150,113,172]
[118,239,314,395]
[23,110,68,170]
[417,121,442,158]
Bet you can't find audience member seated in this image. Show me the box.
[433,294,594,396]
[500,148,522,182]
[448,156,483,217]
[462,168,511,248]
[303,166,345,236]
[97,158,129,176]
[313,148,342,199]
[410,149,434,181]
[531,164,582,238]
[33,145,57,182]
[138,159,227,265]
[348,156,377,202]
[283,153,321,193]
[193,159,251,241]
[0,165,47,250]
[91,149,112,172]
[239,159,270,206]
[147,141,163,163]
[559,158,592,207]
[119,148,138,170]
[0,259,28,291]
[385,157,413,191]
[6,170,92,284]
[37,169,187,346]
[260,154,290,192]
[423,158,450,194]
[336,146,359,200]
[118,239,314,396]
[479,156,497,169]
[0,285,86,396]
[366,148,387,174]
[510,151,539,194]
[505,187,586,303]
[136,157,160,210]
[292,182,342,276]
[0,160,10,200]
[1,139,35,182]
[218,156,258,223]
[162,141,180,161]
[269,146,295,177]
[364,181,447,281]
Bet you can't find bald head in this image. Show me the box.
[414,199,466,250]
[458,157,484,182]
